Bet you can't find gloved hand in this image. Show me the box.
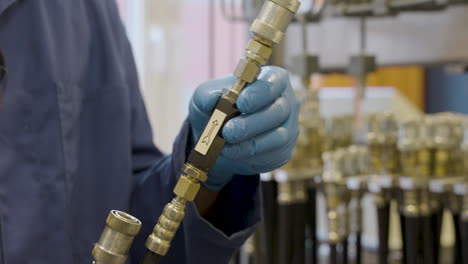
[188,66,300,190]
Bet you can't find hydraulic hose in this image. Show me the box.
[141,251,161,264]
[329,243,338,264]
[400,215,419,264]
[453,213,462,264]
[306,185,317,264]
[355,233,362,264]
[277,181,295,264]
[462,215,468,264]
[377,202,390,264]
[421,214,435,264]
[261,178,278,264]
[291,200,306,264]
[142,0,300,260]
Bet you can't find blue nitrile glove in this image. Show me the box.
[188,66,300,190]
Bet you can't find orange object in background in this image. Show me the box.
[320,66,425,111]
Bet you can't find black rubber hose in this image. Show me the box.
[330,243,338,264]
[262,180,278,264]
[355,233,362,264]
[292,202,306,264]
[421,215,435,264]
[341,238,348,264]
[278,203,294,264]
[306,186,317,264]
[461,217,468,264]
[430,209,443,264]
[400,214,407,264]
[453,213,462,264]
[401,215,420,264]
[377,203,390,264]
[141,250,161,264]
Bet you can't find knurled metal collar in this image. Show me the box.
[106,210,142,236]
[270,0,301,13]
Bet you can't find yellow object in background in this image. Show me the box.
[320,66,425,111]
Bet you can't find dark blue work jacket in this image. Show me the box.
[0,0,260,263]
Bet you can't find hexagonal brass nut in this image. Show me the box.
[234,59,260,83]
[173,176,200,201]
[183,163,208,182]
[245,40,272,65]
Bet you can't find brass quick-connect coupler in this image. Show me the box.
[250,0,300,46]
[146,196,187,256]
[146,173,201,256]
[322,149,348,244]
[93,210,142,264]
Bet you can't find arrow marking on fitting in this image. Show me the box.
[202,120,219,146]
[195,109,227,155]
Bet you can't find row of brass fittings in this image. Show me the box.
[264,109,468,261]
[397,113,467,217]
[320,145,369,244]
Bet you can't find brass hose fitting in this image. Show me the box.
[345,146,366,234]
[397,118,422,217]
[322,149,348,244]
[93,210,142,264]
[380,112,400,175]
[367,114,385,174]
[145,0,300,257]
[326,116,353,151]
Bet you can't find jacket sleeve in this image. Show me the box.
[116,12,262,264]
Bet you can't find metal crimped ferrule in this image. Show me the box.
[401,189,419,217]
[145,197,187,256]
[93,210,142,264]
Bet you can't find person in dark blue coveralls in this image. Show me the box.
[0,0,299,263]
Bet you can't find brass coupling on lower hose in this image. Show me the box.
[145,196,187,256]
[327,209,341,244]
[349,191,362,234]
[400,188,419,217]
[93,210,142,264]
[146,164,204,256]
